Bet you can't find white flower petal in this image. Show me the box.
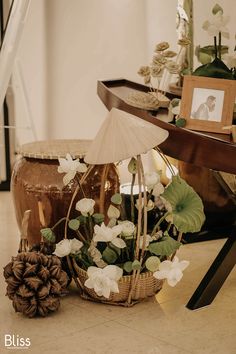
[111,237,126,249]
[63,170,76,185]
[70,238,83,254]
[87,266,101,278]
[112,224,123,237]
[53,239,71,257]
[103,265,123,281]
[153,269,169,280]
[159,260,172,271]
[178,260,190,271]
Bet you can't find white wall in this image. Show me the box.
[14,0,47,144]
[46,0,148,140]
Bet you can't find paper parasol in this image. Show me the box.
[85,108,169,164]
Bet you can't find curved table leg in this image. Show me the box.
[186,226,236,310]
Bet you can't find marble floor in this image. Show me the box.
[0,191,235,354]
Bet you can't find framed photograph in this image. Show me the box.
[180,75,236,134]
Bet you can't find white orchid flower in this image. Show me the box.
[145,172,160,191]
[93,223,126,249]
[119,221,136,237]
[76,198,95,216]
[202,12,230,38]
[139,234,153,249]
[53,238,83,257]
[58,153,87,185]
[153,256,189,286]
[84,265,123,298]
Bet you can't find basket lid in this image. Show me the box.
[18,139,91,160]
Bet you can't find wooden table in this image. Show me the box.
[97,78,236,309]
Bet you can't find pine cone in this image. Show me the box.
[3,252,68,318]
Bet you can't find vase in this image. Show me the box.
[11,140,120,246]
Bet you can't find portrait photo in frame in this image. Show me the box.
[180,76,236,134]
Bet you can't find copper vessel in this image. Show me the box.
[11,140,119,246]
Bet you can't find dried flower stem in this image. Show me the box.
[64,165,94,239]
[130,173,136,223]
[99,164,110,214]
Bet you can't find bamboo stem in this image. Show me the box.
[99,164,109,214]
[130,173,136,223]
[64,165,94,239]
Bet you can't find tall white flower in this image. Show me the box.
[202,12,230,38]
[58,153,87,185]
[76,198,95,216]
[93,223,126,249]
[153,256,189,286]
[84,265,123,298]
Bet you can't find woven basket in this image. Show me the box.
[72,260,163,306]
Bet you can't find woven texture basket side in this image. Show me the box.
[73,262,163,305]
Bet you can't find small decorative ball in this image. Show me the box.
[3,251,68,318]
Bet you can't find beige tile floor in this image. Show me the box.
[0,192,236,354]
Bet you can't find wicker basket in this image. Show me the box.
[72,260,163,306]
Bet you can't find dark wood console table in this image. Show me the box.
[97,78,236,310]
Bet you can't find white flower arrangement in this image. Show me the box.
[41,151,206,301]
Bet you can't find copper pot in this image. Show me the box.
[11,140,119,246]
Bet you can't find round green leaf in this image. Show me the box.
[68,219,80,230]
[162,175,205,233]
[93,213,105,224]
[40,228,55,243]
[145,256,161,272]
[123,261,133,273]
[128,157,137,174]
[175,118,186,128]
[107,205,120,219]
[111,193,122,205]
[102,247,118,264]
[132,260,141,270]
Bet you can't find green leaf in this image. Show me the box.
[148,236,181,257]
[77,215,87,224]
[40,228,56,243]
[128,157,137,174]
[123,261,133,273]
[68,219,80,230]
[92,213,105,224]
[111,193,122,205]
[102,247,118,264]
[212,3,223,14]
[145,256,161,272]
[175,118,186,128]
[108,218,117,228]
[107,205,120,219]
[162,175,205,233]
[193,58,233,80]
[132,260,141,270]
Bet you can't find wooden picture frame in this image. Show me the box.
[180,75,236,134]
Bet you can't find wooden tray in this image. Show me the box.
[97,78,236,174]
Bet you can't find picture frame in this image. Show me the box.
[180,75,236,134]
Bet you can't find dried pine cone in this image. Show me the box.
[3,252,68,318]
